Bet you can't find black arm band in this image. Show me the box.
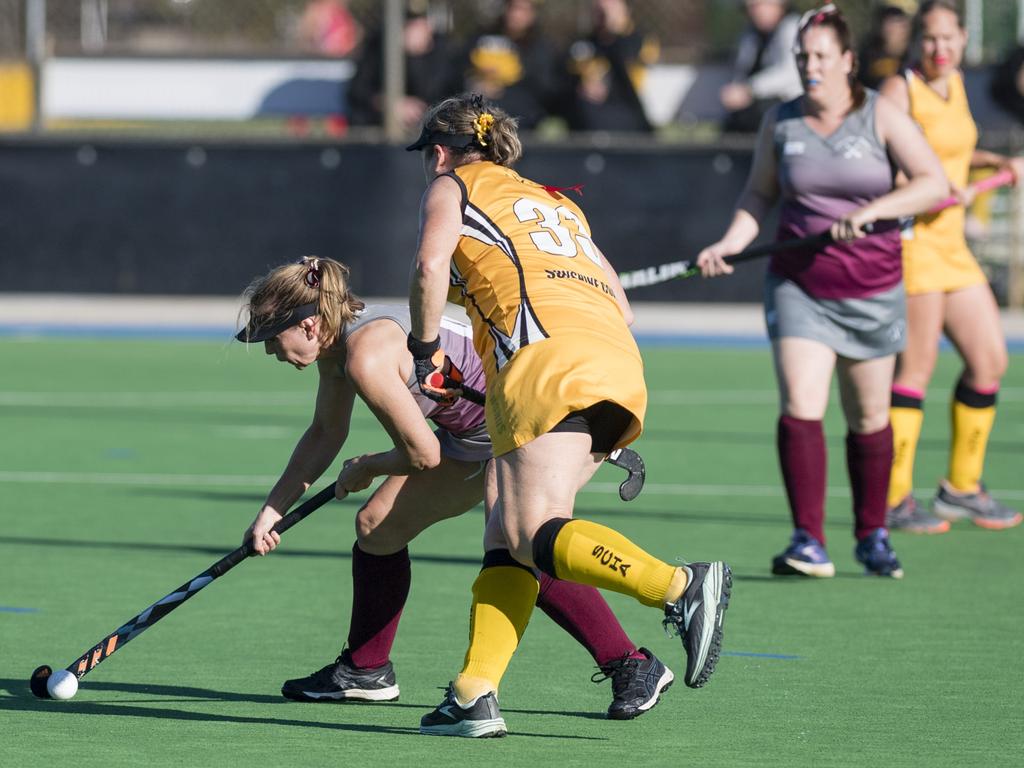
[407,333,440,359]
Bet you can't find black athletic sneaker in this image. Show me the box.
[592,648,674,720]
[419,683,507,738]
[281,651,399,702]
[663,561,732,688]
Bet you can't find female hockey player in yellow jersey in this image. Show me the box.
[405,93,731,737]
[880,0,1023,532]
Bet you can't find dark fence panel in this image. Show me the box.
[0,140,769,301]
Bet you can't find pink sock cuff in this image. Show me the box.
[891,384,924,400]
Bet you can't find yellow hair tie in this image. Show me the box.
[473,113,495,146]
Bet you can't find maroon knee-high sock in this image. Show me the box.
[777,415,828,544]
[846,425,893,541]
[536,574,642,666]
[346,543,411,669]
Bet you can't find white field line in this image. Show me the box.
[0,391,309,407]
[0,471,279,486]
[1,471,1021,500]
[582,482,1024,500]
[648,388,1024,405]
[1,387,1023,408]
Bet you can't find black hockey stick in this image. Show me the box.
[29,483,340,699]
[454,383,486,406]
[618,230,834,290]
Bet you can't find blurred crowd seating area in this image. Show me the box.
[0,0,1023,140]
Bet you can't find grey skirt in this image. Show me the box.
[437,422,493,464]
[764,273,906,360]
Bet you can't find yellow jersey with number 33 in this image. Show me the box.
[443,160,646,456]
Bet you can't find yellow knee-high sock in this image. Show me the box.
[535,518,678,608]
[888,387,925,508]
[947,380,997,493]
[455,551,538,702]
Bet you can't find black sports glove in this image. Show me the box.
[407,333,448,403]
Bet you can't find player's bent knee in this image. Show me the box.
[982,350,1008,382]
[852,412,890,434]
[355,503,396,548]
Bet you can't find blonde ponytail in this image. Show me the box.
[238,256,364,347]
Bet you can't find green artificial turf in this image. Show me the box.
[1,338,1022,766]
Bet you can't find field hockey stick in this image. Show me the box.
[618,230,834,290]
[621,170,1017,292]
[605,447,645,501]
[927,168,1015,213]
[29,483,340,699]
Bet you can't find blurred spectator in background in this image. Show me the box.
[297,0,362,57]
[990,43,1024,125]
[348,1,453,129]
[562,0,659,132]
[858,2,914,90]
[720,0,802,134]
[451,0,560,129]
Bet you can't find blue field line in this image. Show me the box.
[0,606,39,614]
[3,324,1024,351]
[723,651,801,660]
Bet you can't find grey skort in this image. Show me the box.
[437,422,493,464]
[764,272,906,360]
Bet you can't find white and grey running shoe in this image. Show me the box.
[420,684,507,738]
[886,496,950,535]
[663,561,732,688]
[931,482,1023,530]
[281,651,399,702]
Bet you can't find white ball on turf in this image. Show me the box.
[47,670,78,700]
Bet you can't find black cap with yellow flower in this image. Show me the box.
[405,97,497,152]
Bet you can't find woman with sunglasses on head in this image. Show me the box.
[235,256,672,720]
[696,5,946,578]
[878,0,1023,533]
[406,93,731,738]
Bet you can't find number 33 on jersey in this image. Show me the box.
[444,161,628,374]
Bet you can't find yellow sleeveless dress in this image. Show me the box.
[445,161,646,456]
[902,69,987,295]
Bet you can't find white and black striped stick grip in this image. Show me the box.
[618,230,834,290]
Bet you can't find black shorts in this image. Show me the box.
[549,400,633,454]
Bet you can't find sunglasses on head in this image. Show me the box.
[798,3,838,32]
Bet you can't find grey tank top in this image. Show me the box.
[772,90,902,299]
[338,305,486,435]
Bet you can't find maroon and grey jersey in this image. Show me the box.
[771,90,902,299]
[338,305,486,436]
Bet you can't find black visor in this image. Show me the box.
[235,302,318,343]
[405,129,477,152]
